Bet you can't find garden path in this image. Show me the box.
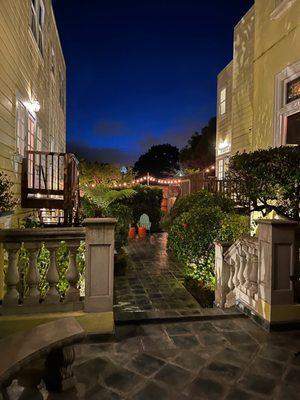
[113,233,238,322]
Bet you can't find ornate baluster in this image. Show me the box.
[23,243,41,305]
[227,261,234,292]
[238,246,246,289]
[65,241,80,302]
[3,243,20,307]
[243,244,252,292]
[249,248,259,297]
[45,242,60,303]
[233,254,240,288]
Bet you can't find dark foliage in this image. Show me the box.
[122,186,163,232]
[133,144,179,177]
[180,117,216,169]
[227,146,300,221]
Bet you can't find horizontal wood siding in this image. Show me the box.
[0,0,66,221]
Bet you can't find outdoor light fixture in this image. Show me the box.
[25,100,41,113]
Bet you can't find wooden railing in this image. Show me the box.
[0,218,116,315]
[21,151,80,224]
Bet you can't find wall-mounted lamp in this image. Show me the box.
[25,100,41,113]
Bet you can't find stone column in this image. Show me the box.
[257,219,299,307]
[83,218,116,313]
[214,241,231,308]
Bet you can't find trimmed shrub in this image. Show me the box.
[168,207,249,289]
[167,190,235,228]
[106,203,133,251]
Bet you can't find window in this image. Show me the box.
[217,157,229,180]
[219,88,226,115]
[286,112,300,145]
[286,77,300,104]
[271,0,296,20]
[30,0,45,55]
[50,46,55,76]
[16,101,26,156]
[274,62,300,147]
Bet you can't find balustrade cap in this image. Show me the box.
[255,219,299,226]
[83,218,117,225]
[0,227,85,242]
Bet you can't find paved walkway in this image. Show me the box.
[114,233,238,322]
[70,318,300,399]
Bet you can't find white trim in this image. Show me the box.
[274,60,300,146]
[270,0,296,20]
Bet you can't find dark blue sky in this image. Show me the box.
[52,0,253,165]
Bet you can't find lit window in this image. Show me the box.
[218,159,224,180]
[286,77,300,104]
[16,101,26,157]
[220,88,226,115]
[30,0,45,55]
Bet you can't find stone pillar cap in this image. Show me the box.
[255,219,299,226]
[83,218,117,225]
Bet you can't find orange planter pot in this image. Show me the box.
[128,227,136,239]
[138,226,147,239]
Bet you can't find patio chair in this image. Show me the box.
[137,213,151,232]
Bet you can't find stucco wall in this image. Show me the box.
[231,6,255,155]
[0,0,66,223]
[253,0,300,150]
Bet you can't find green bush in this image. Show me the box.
[17,241,85,299]
[167,190,234,228]
[227,146,300,221]
[122,186,163,232]
[168,207,249,289]
[106,203,133,251]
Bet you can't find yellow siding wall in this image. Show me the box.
[252,0,300,150]
[0,0,66,224]
[231,7,255,155]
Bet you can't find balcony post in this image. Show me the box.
[83,218,116,313]
[3,243,21,307]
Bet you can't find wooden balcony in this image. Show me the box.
[21,151,80,224]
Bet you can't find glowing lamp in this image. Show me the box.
[25,100,40,113]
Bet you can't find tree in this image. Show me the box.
[0,172,17,213]
[79,160,135,188]
[227,146,300,221]
[180,117,216,170]
[133,144,179,177]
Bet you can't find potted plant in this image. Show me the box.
[0,172,17,217]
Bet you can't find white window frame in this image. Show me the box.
[30,0,45,55]
[271,0,296,20]
[219,88,226,116]
[216,156,230,180]
[274,60,300,147]
[16,100,26,157]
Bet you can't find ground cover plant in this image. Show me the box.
[0,172,17,214]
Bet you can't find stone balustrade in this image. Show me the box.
[215,219,300,329]
[0,218,116,315]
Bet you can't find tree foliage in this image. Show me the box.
[227,146,300,221]
[180,117,216,170]
[133,144,179,177]
[0,172,17,213]
[79,160,135,188]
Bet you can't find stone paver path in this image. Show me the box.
[71,317,300,399]
[114,233,239,322]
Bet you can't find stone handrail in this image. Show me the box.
[0,218,116,315]
[215,220,300,329]
[223,236,258,308]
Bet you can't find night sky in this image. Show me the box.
[52,0,253,166]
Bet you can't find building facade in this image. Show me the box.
[216,0,300,179]
[0,0,66,225]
